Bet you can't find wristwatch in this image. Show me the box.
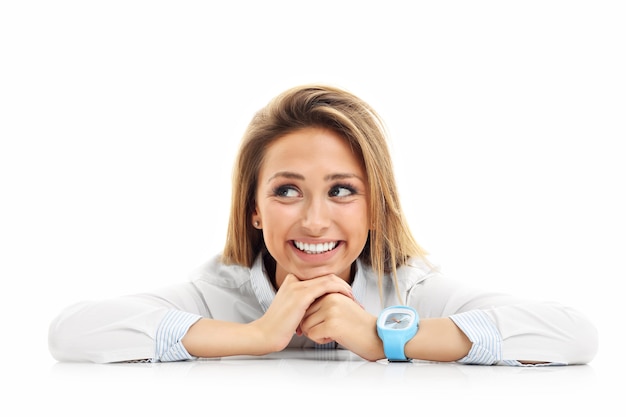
[376,305,419,361]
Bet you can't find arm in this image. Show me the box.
[300,274,598,365]
[49,273,356,362]
[410,275,599,365]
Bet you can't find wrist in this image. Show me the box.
[376,305,419,361]
[248,319,290,355]
[360,318,386,361]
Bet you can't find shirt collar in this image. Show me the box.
[250,254,276,312]
[249,254,367,313]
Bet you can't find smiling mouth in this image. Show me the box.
[293,241,339,254]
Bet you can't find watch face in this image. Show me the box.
[383,311,414,329]
[384,312,412,329]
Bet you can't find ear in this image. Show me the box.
[251,208,262,229]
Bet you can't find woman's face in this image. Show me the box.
[253,127,370,287]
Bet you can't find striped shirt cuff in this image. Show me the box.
[154,310,202,362]
[449,310,502,365]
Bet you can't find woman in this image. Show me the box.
[49,84,598,365]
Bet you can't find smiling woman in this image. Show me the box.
[48,84,598,366]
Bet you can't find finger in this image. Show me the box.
[290,272,353,294]
[300,316,334,344]
[299,311,323,338]
[299,274,355,300]
[301,298,322,322]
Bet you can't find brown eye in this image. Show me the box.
[274,185,300,197]
[329,185,356,197]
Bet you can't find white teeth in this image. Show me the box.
[294,241,338,254]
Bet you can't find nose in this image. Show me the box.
[301,196,331,234]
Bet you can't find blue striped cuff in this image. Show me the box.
[154,310,202,362]
[450,310,502,365]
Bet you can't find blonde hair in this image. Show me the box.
[222,84,427,293]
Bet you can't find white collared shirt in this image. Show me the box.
[48,254,598,365]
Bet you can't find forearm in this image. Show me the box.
[181,318,280,358]
[356,317,470,362]
[403,318,472,362]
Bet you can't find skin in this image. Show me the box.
[182,127,472,361]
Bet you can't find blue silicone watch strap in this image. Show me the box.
[383,331,408,361]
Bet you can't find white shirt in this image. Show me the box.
[48,254,598,365]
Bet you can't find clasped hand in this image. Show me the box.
[257,273,380,360]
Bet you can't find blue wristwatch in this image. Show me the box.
[376,305,419,361]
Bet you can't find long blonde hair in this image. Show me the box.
[222,84,427,293]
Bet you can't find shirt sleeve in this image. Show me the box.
[449,310,502,365]
[407,271,598,366]
[154,310,201,362]
[49,282,208,363]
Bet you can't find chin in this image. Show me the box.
[296,264,351,282]
[293,270,330,281]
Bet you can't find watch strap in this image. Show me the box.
[383,331,409,361]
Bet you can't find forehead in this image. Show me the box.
[259,127,365,178]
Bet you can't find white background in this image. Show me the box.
[1,0,624,413]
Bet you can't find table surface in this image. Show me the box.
[16,349,617,416]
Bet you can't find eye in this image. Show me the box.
[329,184,356,198]
[274,185,301,198]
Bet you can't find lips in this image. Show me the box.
[293,240,339,254]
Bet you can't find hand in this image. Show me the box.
[299,292,383,361]
[252,273,355,353]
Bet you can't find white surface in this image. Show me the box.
[1,1,624,414]
[24,350,621,415]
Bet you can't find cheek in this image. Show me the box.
[338,204,370,237]
[259,204,298,244]
[262,204,298,225]
[345,202,370,224]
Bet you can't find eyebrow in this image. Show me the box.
[266,171,364,183]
